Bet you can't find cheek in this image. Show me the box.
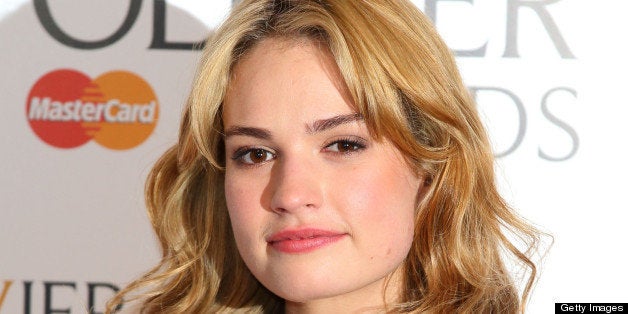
[224,173,263,250]
[340,163,418,256]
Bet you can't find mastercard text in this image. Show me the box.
[28,97,157,124]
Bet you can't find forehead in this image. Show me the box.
[223,37,356,126]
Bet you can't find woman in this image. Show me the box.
[107,0,541,312]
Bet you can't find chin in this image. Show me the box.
[259,271,348,303]
[272,285,346,304]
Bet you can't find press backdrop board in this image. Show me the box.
[1,1,626,313]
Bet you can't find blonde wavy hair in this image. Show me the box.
[107,0,542,312]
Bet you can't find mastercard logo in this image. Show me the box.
[26,69,159,150]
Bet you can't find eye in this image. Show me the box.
[233,148,276,165]
[324,138,366,154]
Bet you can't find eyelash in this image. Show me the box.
[231,146,276,167]
[322,137,367,155]
[231,138,367,167]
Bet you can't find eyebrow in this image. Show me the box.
[224,113,363,140]
[224,126,271,140]
[307,113,363,134]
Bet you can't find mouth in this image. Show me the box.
[266,228,347,254]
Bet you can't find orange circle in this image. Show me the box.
[89,71,159,150]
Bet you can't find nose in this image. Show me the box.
[269,154,323,214]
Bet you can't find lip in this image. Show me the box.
[266,228,347,254]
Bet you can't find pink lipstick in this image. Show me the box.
[267,228,346,253]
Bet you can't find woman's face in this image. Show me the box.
[223,38,424,308]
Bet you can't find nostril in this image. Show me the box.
[272,207,288,214]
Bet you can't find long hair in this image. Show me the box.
[107,0,542,312]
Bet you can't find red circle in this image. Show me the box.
[26,69,93,148]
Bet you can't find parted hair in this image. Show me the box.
[106,0,542,312]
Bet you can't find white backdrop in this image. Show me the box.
[0,1,626,313]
